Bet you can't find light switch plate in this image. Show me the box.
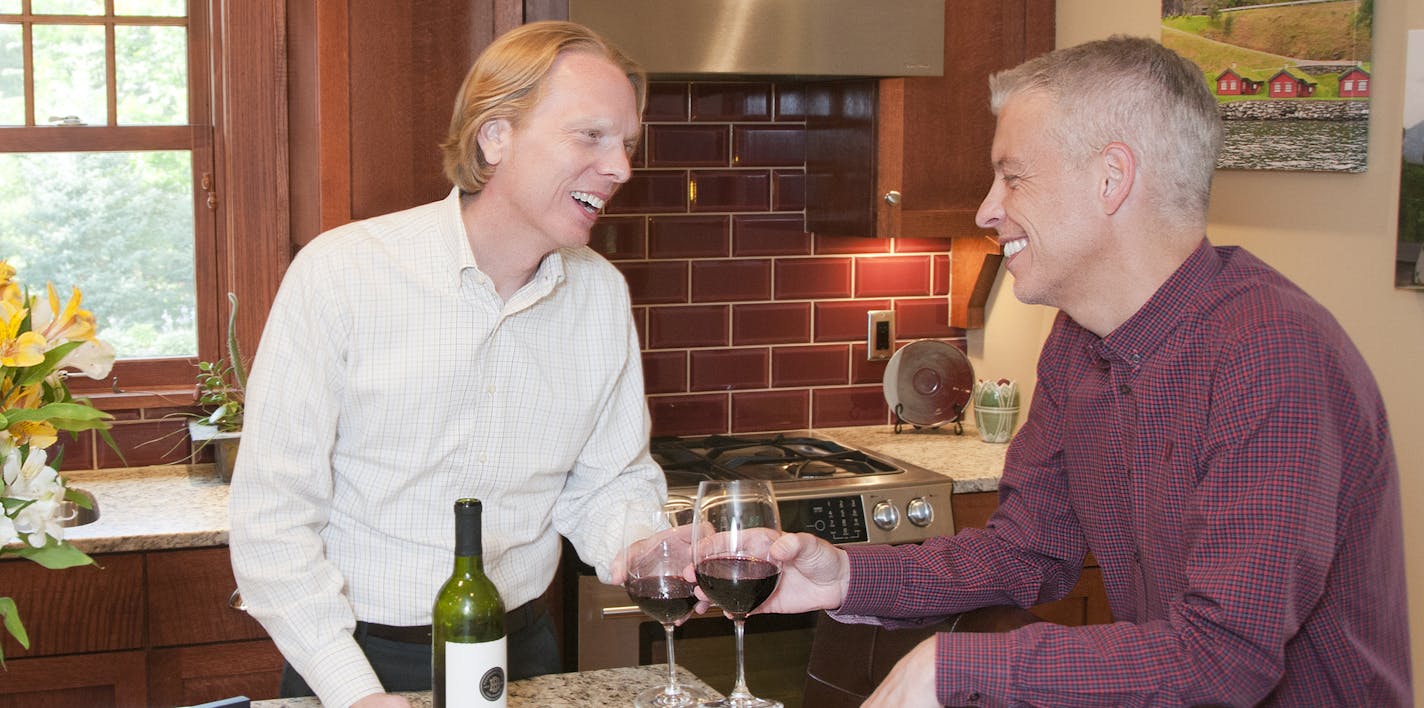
[867,310,894,361]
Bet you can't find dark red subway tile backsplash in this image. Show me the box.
[856,256,933,298]
[691,259,772,302]
[691,170,771,212]
[609,170,688,214]
[691,83,772,122]
[649,215,729,259]
[733,125,805,167]
[649,393,729,437]
[732,302,811,345]
[732,389,810,433]
[771,345,849,388]
[647,305,729,349]
[732,215,810,257]
[776,258,852,300]
[619,261,689,305]
[96,79,969,470]
[690,348,769,391]
[648,124,729,167]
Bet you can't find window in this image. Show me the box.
[0,0,214,389]
[1342,80,1354,92]
[1357,79,1368,92]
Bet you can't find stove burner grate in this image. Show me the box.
[650,434,902,484]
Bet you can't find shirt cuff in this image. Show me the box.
[936,630,1016,708]
[303,635,386,708]
[840,544,907,615]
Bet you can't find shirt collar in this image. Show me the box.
[443,187,570,302]
[1094,238,1224,366]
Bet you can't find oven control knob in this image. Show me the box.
[872,500,900,531]
[906,497,934,527]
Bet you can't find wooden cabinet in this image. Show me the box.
[951,491,1114,626]
[806,0,1055,328]
[286,0,523,247]
[0,547,282,708]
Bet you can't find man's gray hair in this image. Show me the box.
[989,35,1223,225]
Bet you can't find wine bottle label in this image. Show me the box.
[443,637,507,707]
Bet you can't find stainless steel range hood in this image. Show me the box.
[564,0,944,78]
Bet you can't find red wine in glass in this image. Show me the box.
[694,556,780,616]
[626,574,698,625]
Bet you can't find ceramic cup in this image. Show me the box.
[974,405,1019,444]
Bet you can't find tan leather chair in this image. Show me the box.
[803,605,1042,707]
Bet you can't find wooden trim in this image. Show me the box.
[949,235,1002,330]
[0,125,196,150]
[211,0,290,365]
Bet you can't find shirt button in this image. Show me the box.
[486,384,496,394]
[968,692,982,703]
[479,453,488,463]
[1118,384,1132,395]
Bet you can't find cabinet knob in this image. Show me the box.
[883,190,901,206]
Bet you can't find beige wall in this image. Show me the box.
[966,1,1424,700]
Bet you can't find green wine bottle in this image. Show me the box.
[432,498,507,707]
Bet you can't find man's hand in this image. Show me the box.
[351,693,413,708]
[864,636,939,708]
[691,532,851,615]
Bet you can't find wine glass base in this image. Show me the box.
[698,697,783,708]
[635,682,709,708]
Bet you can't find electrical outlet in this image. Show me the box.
[867,310,894,361]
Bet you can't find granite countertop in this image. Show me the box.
[57,464,232,553]
[47,425,1009,554]
[814,423,1009,494]
[251,664,720,707]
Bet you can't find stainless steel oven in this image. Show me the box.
[567,432,954,707]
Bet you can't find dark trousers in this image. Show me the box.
[279,605,561,697]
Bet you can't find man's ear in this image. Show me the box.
[1099,142,1136,215]
[478,118,511,166]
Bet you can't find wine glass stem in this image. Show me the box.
[663,622,682,695]
[729,616,751,699]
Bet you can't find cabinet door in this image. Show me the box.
[146,547,268,647]
[0,651,147,708]
[148,640,284,707]
[807,0,1056,239]
[0,553,144,659]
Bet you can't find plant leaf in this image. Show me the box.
[15,341,84,387]
[15,538,95,569]
[0,596,30,665]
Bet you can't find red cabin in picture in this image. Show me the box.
[1215,68,1262,96]
[1267,68,1317,98]
[1338,67,1371,97]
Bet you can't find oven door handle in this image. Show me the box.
[602,603,722,619]
[601,604,646,619]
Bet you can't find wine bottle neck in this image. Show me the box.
[453,498,483,557]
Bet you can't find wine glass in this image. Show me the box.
[691,480,783,708]
[622,496,709,708]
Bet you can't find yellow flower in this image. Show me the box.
[7,420,57,450]
[0,300,46,368]
[36,284,97,343]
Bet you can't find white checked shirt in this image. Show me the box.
[228,187,666,708]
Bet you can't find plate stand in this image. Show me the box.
[892,403,964,436]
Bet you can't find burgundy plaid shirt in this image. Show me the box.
[840,241,1412,706]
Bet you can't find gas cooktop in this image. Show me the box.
[650,433,902,487]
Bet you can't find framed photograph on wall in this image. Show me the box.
[1400,29,1423,289]
[1161,0,1373,172]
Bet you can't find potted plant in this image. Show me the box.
[188,293,245,481]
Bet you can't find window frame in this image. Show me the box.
[0,0,219,401]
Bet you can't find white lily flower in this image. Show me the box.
[3,447,67,545]
[57,337,116,380]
